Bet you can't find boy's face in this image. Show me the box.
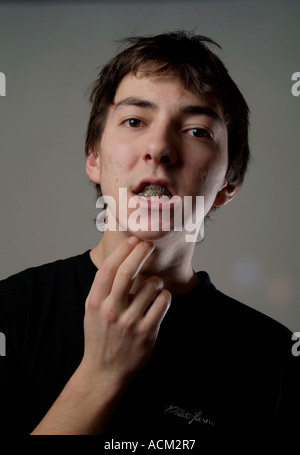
[87,71,236,241]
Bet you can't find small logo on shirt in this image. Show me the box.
[165,404,215,426]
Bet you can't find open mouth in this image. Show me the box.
[137,184,173,200]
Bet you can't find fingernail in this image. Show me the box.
[128,236,140,246]
[142,240,155,249]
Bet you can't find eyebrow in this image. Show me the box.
[114,97,158,111]
[114,96,223,124]
[181,105,223,125]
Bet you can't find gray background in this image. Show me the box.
[0,0,299,332]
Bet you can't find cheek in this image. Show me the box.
[190,156,228,209]
[191,158,226,189]
[101,140,136,176]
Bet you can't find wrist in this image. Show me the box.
[31,361,127,435]
[75,359,128,400]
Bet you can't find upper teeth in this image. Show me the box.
[138,184,172,199]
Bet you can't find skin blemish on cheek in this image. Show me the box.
[102,155,112,172]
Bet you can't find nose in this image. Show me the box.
[144,125,178,165]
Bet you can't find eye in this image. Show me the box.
[186,128,212,139]
[123,118,143,128]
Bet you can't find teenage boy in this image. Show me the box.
[0,32,299,440]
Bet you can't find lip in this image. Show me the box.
[132,178,176,197]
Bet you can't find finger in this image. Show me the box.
[88,236,142,304]
[125,276,164,319]
[142,288,171,334]
[110,240,155,300]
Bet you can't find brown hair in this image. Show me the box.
[85,31,250,196]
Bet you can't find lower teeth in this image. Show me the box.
[138,185,172,199]
[138,192,171,199]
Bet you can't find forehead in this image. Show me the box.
[115,71,194,100]
[112,71,225,121]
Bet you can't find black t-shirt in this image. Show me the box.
[0,251,299,444]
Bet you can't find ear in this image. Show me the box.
[212,180,237,208]
[86,146,100,184]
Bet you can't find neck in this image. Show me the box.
[90,230,201,297]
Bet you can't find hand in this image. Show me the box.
[82,237,171,387]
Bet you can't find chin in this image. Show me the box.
[127,229,184,244]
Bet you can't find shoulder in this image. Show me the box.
[195,272,292,335]
[0,250,97,325]
[0,251,97,353]
[210,288,296,363]
[215,288,292,336]
[0,250,95,292]
[191,273,295,356]
[215,288,288,326]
